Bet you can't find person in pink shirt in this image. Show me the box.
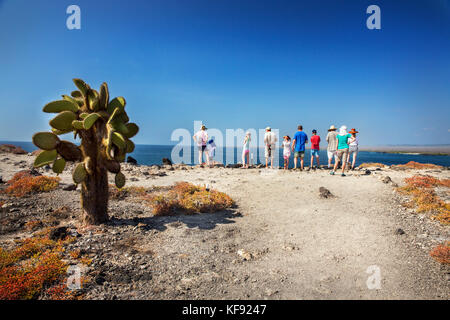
[310,129,321,170]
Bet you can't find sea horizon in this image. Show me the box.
[2,140,450,168]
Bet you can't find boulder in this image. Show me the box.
[162,158,172,166]
[0,144,27,154]
[381,176,392,184]
[63,184,77,191]
[226,164,243,169]
[127,156,138,165]
[319,187,334,198]
[49,226,68,241]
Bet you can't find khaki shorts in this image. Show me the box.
[294,151,305,158]
[336,149,349,161]
[265,145,274,158]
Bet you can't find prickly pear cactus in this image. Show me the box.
[32,79,139,224]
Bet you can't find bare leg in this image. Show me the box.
[265,157,268,168]
[310,156,314,169]
[294,156,298,169]
[300,158,304,170]
[198,151,202,165]
[271,155,274,169]
[316,156,320,167]
[352,152,357,169]
[342,154,347,173]
[333,156,339,172]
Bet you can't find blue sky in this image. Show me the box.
[0,0,449,146]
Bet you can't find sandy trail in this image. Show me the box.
[128,166,449,299]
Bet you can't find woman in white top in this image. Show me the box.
[193,125,209,166]
[346,128,359,170]
[282,135,291,170]
[242,132,251,168]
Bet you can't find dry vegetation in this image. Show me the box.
[359,163,386,168]
[430,242,450,265]
[0,231,77,300]
[392,161,444,170]
[142,182,234,216]
[109,185,148,200]
[397,175,450,225]
[1,171,60,198]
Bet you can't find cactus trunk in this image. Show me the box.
[80,122,109,224]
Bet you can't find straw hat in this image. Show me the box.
[348,128,359,134]
[328,125,336,131]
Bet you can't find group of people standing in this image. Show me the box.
[193,124,359,176]
[260,125,360,176]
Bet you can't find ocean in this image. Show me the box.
[2,141,450,168]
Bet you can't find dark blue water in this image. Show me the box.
[3,141,450,168]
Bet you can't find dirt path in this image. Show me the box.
[126,167,449,299]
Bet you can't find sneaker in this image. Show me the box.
[330,171,335,175]
[341,173,346,177]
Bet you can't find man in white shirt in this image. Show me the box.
[193,125,209,166]
[264,127,277,169]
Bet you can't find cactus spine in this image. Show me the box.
[32,79,139,224]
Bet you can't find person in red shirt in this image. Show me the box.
[310,129,321,170]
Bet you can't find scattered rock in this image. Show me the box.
[395,228,405,235]
[127,156,138,165]
[162,158,172,166]
[319,187,334,198]
[237,249,252,260]
[94,273,106,285]
[381,176,392,184]
[49,226,68,241]
[226,164,243,169]
[364,170,371,175]
[0,176,3,184]
[63,184,77,191]
[265,289,279,296]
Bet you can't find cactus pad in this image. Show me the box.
[56,141,82,161]
[52,158,66,174]
[115,172,126,188]
[49,111,77,131]
[34,149,57,168]
[43,100,79,113]
[73,162,87,184]
[32,132,60,150]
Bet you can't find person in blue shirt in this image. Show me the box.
[291,125,308,170]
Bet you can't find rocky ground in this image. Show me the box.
[0,153,449,299]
